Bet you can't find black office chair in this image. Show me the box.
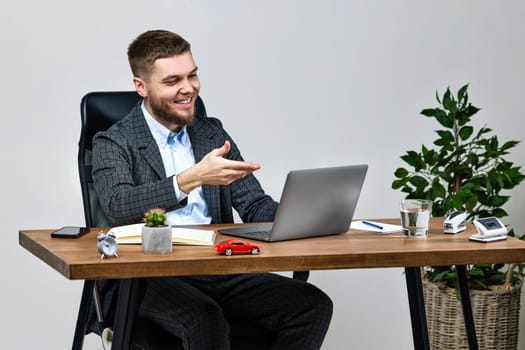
[75,91,309,350]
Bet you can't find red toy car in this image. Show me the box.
[214,239,261,256]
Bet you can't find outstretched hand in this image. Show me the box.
[177,140,261,193]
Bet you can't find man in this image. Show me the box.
[92,29,332,349]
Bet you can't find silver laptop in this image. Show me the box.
[219,164,368,242]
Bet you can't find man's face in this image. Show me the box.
[135,51,200,130]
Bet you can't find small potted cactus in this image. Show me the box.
[141,208,172,254]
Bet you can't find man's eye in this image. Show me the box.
[164,80,178,85]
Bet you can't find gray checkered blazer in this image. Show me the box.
[92,103,278,226]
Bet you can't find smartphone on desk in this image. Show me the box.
[51,226,90,238]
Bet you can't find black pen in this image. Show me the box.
[362,220,383,230]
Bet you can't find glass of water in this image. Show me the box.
[400,199,433,237]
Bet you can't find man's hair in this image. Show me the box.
[127,30,191,79]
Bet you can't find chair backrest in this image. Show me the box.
[78,91,207,227]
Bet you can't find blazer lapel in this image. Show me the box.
[142,142,166,180]
[127,105,166,180]
[188,115,219,162]
[188,116,222,223]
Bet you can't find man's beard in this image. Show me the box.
[149,95,195,127]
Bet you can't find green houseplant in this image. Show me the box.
[144,207,168,227]
[142,208,172,254]
[392,84,525,349]
[392,83,524,288]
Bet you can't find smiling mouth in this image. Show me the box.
[175,97,192,104]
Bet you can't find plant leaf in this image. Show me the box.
[458,83,469,103]
[401,151,421,168]
[464,104,481,117]
[435,109,454,128]
[501,140,520,151]
[459,126,473,140]
[409,175,428,188]
[436,130,454,142]
[421,108,437,117]
[394,167,409,178]
[442,87,457,113]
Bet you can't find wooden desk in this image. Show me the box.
[20,218,525,350]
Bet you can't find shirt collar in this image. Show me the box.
[141,102,188,148]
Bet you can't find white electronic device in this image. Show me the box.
[469,217,508,243]
[443,211,467,234]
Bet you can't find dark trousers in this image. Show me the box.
[138,273,333,350]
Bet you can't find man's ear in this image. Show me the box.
[133,77,147,98]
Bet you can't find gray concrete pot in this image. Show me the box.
[141,226,172,254]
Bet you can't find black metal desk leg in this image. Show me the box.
[455,265,479,350]
[72,280,95,350]
[405,267,430,350]
[112,278,145,350]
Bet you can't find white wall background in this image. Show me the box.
[2,1,525,349]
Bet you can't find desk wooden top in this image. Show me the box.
[19,218,525,280]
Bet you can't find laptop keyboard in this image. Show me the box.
[245,230,272,241]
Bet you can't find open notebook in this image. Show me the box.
[108,223,216,246]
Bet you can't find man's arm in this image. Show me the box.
[178,139,278,223]
[210,135,278,223]
[177,140,260,193]
[92,130,185,226]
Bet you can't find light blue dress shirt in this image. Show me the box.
[142,103,212,225]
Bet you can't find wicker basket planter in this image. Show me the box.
[423,277,522,350]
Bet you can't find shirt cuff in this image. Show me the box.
[173,175,189,202]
